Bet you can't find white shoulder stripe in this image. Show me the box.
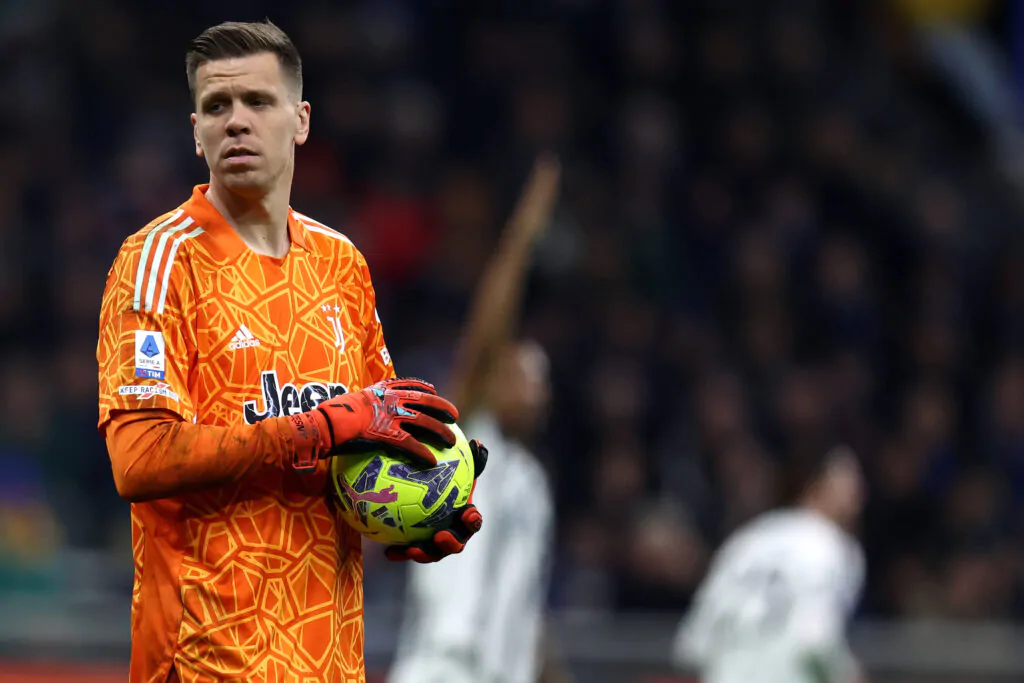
[155,226,204,315]
[144,217,194,312]
[302,221,354,245]
[133,210,184,312]
[292,211,354,244]
[291,210,329,229]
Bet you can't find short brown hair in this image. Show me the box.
[186,20,302,102]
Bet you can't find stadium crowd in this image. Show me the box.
[4,0,1024,627]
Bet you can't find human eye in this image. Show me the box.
[247,92,276,109]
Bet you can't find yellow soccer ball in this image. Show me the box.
[330,423,476,544]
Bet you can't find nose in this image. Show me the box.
[225,105,251,137]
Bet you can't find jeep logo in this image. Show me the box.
[243,370,348,424]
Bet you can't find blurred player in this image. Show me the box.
[672,446,867,683]
[389,157,574,683]
[96,21,485,683]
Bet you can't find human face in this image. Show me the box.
[820,447,866,528]
[190,52,310,196]
[492,341,552,440]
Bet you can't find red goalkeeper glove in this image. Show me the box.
[287,378,459,471]
[385,437,489,563]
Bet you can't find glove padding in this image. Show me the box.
[287,377,459,471]
[385,438,489,563]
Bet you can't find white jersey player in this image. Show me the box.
[673,447,867,683]
[390,158,572,683]
[389,402,554,683]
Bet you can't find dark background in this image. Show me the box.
[5,1,1024,676]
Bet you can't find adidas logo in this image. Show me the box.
[228,324,261,351]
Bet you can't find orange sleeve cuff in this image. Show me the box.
[105,410,298,502]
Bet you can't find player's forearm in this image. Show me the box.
[105,410,296,502]
[450,226,538,412]
[449,156,559,413]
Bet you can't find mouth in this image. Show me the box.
[223,146,259,162]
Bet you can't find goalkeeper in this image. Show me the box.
[97,20,482,683]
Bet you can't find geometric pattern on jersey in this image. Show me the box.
[97,186,395,683]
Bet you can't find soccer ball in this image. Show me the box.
[330,423,476,544]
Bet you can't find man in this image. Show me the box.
[96,21,484,683]
[672,446,868,683]
[389,157,573,683]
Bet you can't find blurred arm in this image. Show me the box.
[797,610,861,683]
[447,154,561,415]
[671,593,715,671]
[794,548,865,683]
[104,409,297,502]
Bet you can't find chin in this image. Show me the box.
[217,172,269,194]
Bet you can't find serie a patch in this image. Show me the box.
[135,330,166,379]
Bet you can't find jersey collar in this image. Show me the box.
[184,184,311,260]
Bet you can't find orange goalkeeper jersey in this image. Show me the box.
[97,185,395,683]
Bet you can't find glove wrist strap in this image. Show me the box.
[286,412,324,471]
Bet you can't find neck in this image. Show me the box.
[206,177,292,258]
[802,497,842,529]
